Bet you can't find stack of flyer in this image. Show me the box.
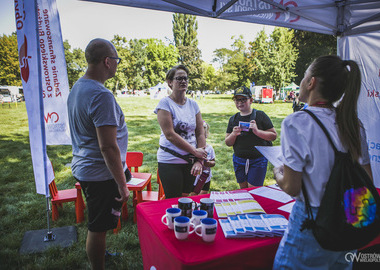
[219,214,288,238]
[210,190,266,218]
[210,190,288,238]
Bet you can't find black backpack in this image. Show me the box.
[300,109,380,251]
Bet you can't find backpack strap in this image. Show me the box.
[299,109,337,231]
[232,109,257,123]
[303,109,338,154]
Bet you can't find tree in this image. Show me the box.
[267,28,298,92]
[0,33,21,86]
[213,35,251,91]
[63,40,86,88]
[142,38,179,88]
[247,30,270,86]
[106,35,132,92]
[292,31,336,84]
[172,13,203,90]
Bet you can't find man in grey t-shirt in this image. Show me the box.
[67,38,130,270]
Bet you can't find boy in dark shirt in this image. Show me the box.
[225,86,277,188]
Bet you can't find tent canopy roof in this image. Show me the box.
[83,0,380,36]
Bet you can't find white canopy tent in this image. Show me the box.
[82,0,380,186]
[149,82,170,99]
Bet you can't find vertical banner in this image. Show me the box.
[37,0,71,145]
[14,0,54,195]
[338,32,380,188]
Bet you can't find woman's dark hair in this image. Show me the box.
[309,55,362,161]
[166,64,189,81]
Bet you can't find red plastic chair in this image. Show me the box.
[114,152,153,233]
[141,169,165,202]
[49,180,85,223]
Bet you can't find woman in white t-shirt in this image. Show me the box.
[155,65,207,198]
[273,55,372,269]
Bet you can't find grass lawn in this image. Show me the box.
[0,95,292,269]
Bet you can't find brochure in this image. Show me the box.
[219,214,288,238]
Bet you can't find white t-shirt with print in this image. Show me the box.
[280,106,370,207]
[154,97,200,164]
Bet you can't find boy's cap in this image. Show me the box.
[234,86,252,98]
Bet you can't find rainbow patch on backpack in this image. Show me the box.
[344,187,377,228]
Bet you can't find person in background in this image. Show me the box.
[189,121,216,195]
[67,38,130,270]
[225,86,277,189]
[292,92,304,112]
[273,55,372,269]
[155,64,207,199]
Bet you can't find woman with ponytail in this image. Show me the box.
[273,55,372,269]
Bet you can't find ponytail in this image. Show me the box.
[310,56,362,161]
[336,60,362,161]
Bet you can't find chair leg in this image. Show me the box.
[121,202,128,221]
[75,199,85,223]
[51,203,59,221]
[113,218,121,234]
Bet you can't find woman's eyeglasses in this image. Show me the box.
[174,76,189,82]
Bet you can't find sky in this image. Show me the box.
[0,0,274,65]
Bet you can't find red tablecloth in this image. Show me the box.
[136,187,380,270]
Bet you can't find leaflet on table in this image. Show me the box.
[278,201,295,213]
[127,177,146,186]
[219,214,288,238]
[249,186,294,203]
[214,199,266,218]
[210,190,253,201]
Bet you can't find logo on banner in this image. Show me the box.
[274,0,300,23]
[44,112,59,123]
[19,35,32,83]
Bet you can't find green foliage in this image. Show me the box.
[267,28,298,92]
[247,28,298,92]
[292,30,337,84]
[172,13,203,90]
[0,32,21,86]
[0,96,291,269]
[63,40,86,88]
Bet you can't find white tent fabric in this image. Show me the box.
[339,32,380,187]
[149,82,170,99]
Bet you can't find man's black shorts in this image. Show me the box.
[79,179,122,232]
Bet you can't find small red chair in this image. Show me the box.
[114,151,153,233]
[141,170,165,202]
[49,180,85,223]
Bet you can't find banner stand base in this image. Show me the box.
[19,226,77,254]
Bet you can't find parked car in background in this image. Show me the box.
[1,94,12,103]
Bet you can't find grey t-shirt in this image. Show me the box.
[67,78,128,181]
[154,97,200,163]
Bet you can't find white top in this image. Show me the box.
[280,106,370,207]
[154,96,200,163]
[194,144,216,185]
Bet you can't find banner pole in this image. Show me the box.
[44,196,55,241]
